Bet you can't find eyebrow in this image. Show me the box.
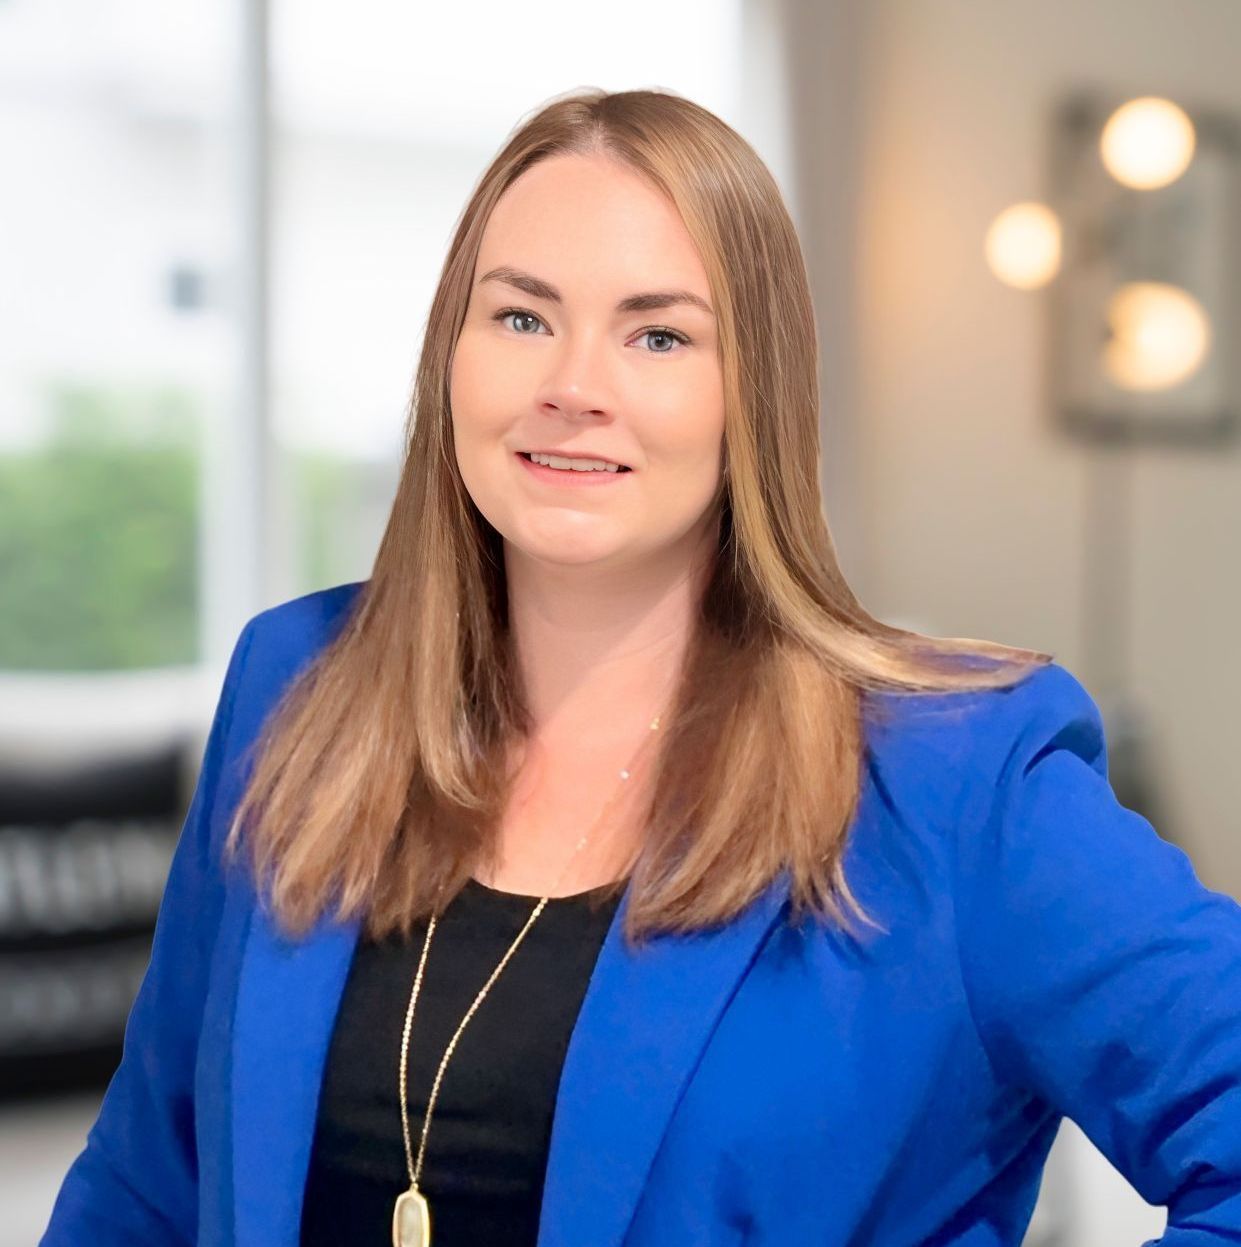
[477,265,715,317]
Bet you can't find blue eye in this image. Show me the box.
[494,309,545,335]
[635,328,689,354]
[491,307,690,354]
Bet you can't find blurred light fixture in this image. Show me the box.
[1102,282,1211,392]
[985,202,1062,289]
[1100,96,1196,190]
[1043,91,1238,445]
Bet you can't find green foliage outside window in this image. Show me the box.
[0,377,364,672]
[0,380,200,671]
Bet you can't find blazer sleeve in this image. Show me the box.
[953,665,1241,1245]
[38,616,258,1247]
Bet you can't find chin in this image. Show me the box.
[506,533,628,568]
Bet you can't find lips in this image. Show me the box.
[515,452,633,485]
[518,451,632,472]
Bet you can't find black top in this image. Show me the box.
[299,875,625,1246]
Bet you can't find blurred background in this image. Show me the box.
[3,1,1239,1243]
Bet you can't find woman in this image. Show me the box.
[41,87,1241,1247]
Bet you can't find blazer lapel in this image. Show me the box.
[536,867,793,1247]
[232,898,363,1247]
[230,867,792,1247]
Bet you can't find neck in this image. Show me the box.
[504,518,717,745]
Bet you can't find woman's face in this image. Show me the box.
[450,152,725,577]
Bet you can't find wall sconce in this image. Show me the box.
[1048,92,1239,446]
[985,91,1241,446]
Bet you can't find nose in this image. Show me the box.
[535,332,615,422]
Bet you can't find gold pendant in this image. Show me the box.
[393,1185,431,1247]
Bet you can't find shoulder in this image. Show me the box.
[859,659,1107,828]
[224,579,368,742]
[246,579,367,656]
[242,579,367,676]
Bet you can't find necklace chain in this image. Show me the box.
[395,708,664,1234]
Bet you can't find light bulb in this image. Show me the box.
[1100,97,1196,190]
[1102,281,1210,391]
[984,202,1062,290]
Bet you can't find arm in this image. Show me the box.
[954,666,1241,1245]
[38,617,258,1247]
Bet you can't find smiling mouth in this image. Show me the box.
[517,452,632,473]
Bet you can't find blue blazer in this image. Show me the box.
[40,580,1241,1246]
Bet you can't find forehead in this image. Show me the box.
[476,153,710,293]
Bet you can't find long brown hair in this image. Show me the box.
[223,86,1051,950]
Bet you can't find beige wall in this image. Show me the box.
[788,0,1241,896]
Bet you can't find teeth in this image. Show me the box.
[528,452,622,473]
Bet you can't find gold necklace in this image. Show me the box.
[392,709,665,1247]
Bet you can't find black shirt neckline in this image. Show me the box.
[463,875,626,906]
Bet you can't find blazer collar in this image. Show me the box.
[231,867,793,1247]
